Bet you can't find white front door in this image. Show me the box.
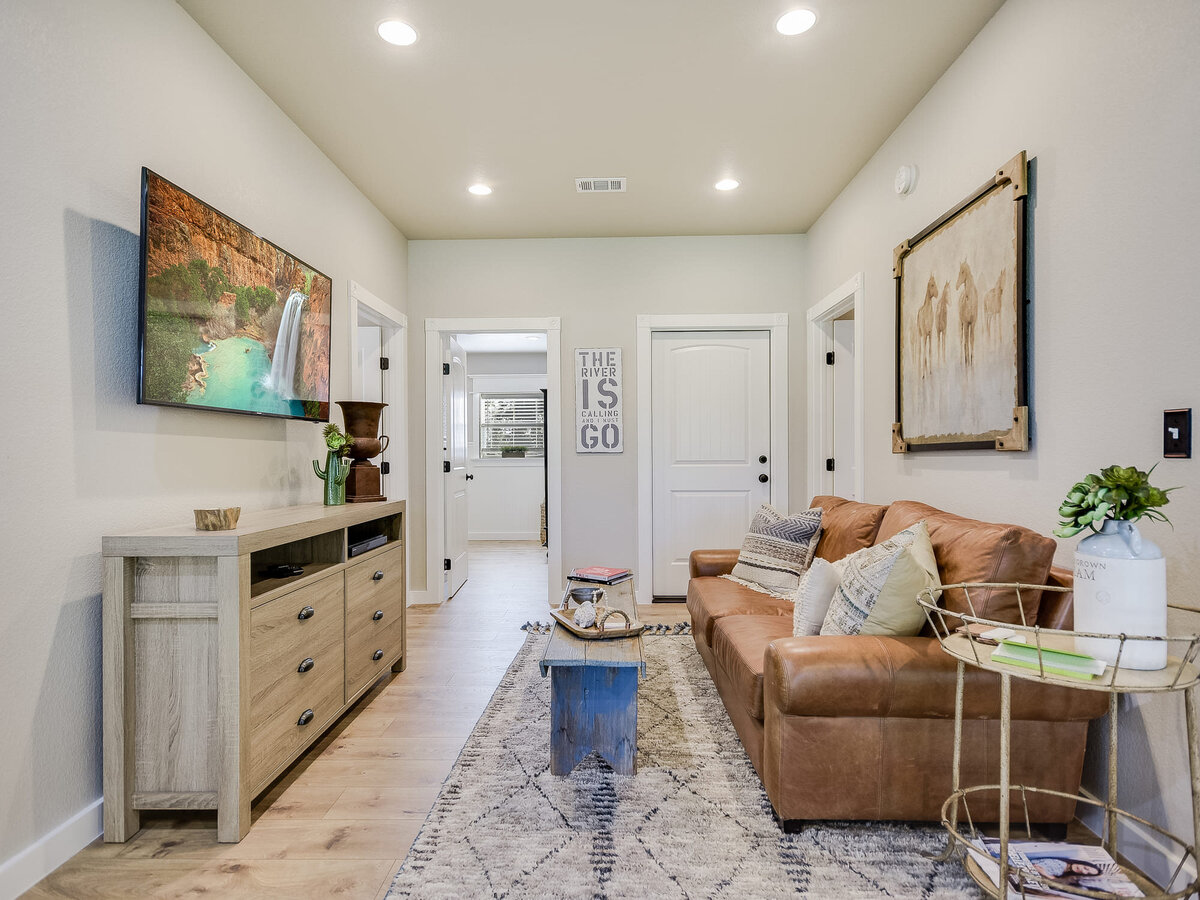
[651,331,772,598]
[831,318,857,499]
[443,337,469,598]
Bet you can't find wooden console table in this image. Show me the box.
[102,500,405,842]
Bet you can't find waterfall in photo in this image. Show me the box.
[266,289,306,399]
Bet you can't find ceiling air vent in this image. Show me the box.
[575,177,626,193]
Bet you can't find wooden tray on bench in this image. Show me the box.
[549,605,643,640]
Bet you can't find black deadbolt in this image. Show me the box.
[759,455,768,464]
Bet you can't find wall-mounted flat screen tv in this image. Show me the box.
[138,168,331,422]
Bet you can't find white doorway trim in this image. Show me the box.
[806,273,865,503]
[635,313,789,605]
[345,280,410,590]
[423,317,563,606]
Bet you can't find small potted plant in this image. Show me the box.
[501,445,527,459]
[313,423,353,505]
[1053,465,1177,670]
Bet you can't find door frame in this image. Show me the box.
[422,317,563,606]
[345,279,409,582]
[806,273,865,503]
[635,314,789,605]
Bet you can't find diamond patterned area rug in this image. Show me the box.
[386,631,980,899]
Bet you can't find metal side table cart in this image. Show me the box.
[920,582,1200,899]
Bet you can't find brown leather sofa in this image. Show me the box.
[687,495,1109,827]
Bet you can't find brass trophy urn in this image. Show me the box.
[335,401,390,503]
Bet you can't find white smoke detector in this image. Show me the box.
[895,165,918,195]
[575,177,626,193]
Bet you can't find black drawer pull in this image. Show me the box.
[297,657,315,673]
[297,606,315,620]
[372,570,385,581]
[373,610,385,621]
[297,709,314,727]
[372,649,385,661]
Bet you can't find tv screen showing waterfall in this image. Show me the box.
[137,168,332,422]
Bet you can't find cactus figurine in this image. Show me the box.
[314,450,351,506]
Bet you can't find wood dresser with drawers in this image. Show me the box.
[101,500,405,842]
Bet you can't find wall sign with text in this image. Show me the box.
[575,347,623,453]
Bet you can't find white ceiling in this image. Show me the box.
[454,333,548,354]
[177,0,1004,240]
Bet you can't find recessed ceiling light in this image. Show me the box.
[775,9,817,35]
[377,20,418,46]
[468,183,493,196]
[714,178,740,191]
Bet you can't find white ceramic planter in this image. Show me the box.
[1072,520,1167,670]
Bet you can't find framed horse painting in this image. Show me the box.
[892,151,1029,452]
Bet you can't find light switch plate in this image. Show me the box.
[1164,408,1192,458]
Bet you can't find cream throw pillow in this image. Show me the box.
[792,558,843,636]
[819,521,940,637]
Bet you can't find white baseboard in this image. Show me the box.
[405,588,435,606]
[467,531,540,541]
[0,798,102,900]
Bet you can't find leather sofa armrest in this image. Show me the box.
[764,635,1110,722]
[689,549,740,579]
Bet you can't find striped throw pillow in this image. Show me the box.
[722,504,824,598]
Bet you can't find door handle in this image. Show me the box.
[758,474,769,483]
[466,474,475,480]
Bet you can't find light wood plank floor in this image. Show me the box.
[25,542,690,899]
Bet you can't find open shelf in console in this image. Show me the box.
[249,528,344,600]
[347,511,403,559]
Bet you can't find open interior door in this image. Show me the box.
[443,336,469,598]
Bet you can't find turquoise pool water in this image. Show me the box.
[186,336,303,417]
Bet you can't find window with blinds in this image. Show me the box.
[479,392,545,458]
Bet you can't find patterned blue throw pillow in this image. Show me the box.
[722,504,824,599]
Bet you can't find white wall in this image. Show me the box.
[407,235,806,593]
[801,0,1200,882]
[0,0,408,890]
[466,352,548,376]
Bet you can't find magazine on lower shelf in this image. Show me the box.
[569,566,633,585]
[967,838,1144,898]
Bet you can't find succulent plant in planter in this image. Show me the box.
[1053,464,1175,538]
[313,423,353,505]
[1054,464,1179,670]
[501,446,528,458]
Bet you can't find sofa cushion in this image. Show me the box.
[876,500,1055,626]
[727,504,823,598]
[711,614,794,720]
[686,576,793,647]
[810,495,889,563]
[820,521,939,637]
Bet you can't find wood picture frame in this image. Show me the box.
[893,151,1029,452]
